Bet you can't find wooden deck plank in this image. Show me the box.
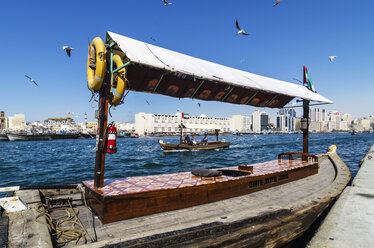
[7,190,53,248]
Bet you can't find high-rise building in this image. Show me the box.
[230,115,251,132]
[260,112,269,131]
[252,110,265,132]
[275,108,296,132]
[275,115,287,131]
[0,111,5,130]
[311,108,327,123]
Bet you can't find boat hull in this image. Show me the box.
[159,140,231,151]
[50,133,81,139]
[82,152,350,247]
[7,151,350,248]
[0,134,9,141]
[7,133,51,141]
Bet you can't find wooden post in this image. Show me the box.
[179,123,183,144]
[302,100,310,161]
[94,55,111,188]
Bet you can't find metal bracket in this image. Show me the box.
[221,87,235,101]
[191,80,205,98]
[153,72,168,93]
[245,91,259,105]
[109,48,131,74]
[264,95,278,107]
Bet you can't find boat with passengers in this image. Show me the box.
[158,123,230,151]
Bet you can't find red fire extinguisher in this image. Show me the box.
[106,123,117,153]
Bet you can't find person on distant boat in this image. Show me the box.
[201,133,208,143]
[184,134,193,145]
[191,135,197,145]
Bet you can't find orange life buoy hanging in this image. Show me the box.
[87,37,106,92]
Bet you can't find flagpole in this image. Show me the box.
[302,66,310,160]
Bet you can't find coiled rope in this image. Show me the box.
[35,200,92,246]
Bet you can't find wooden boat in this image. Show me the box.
[7,133,52,141]
[0,133,9,141]
[2,32,346,248]
[159,139,230,150]
[50,133,81,139]
[351,130,359,135]
[84,152,320,223]
[159,124,230,151]
[5,147,350,248]
[79,132,95,138]
[79,32,339,246]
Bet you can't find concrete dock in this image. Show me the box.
[308,144,374,248]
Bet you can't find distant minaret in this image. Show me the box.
[84,112,87,127]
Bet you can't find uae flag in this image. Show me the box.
[182,113,190,119]
[303,65,316,92]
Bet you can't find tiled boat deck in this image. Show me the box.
[83,159,313,197]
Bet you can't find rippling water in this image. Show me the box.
[0,133,373,188]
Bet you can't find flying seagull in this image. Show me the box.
[25,75,38,86]
[162,0,172,6]
[235,19,249,36]
[62,46,75,57]
[292,78,303,84]
[273,0,283,7]
[329,56,337,62]
[145,100,150,105]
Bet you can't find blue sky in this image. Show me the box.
[0,0,373,123]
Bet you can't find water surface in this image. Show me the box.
[0,133,372,188]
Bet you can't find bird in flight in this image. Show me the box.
[25,75,38,86]
[329,56,337,62]
[62,46,75,57]
[150,37,156,42]
[197,102,201,108]
[145,100,150,105]
[162,0,172,6]
[235,19,249,36]
[273,0,283,7]
[292,78,303,84]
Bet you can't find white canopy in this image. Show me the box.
[107,31,332,108]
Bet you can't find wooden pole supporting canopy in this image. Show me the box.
[302,100,310,161]
[94,51,111,188]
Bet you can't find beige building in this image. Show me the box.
[86,121,98,130]
[6,113,26,130]
[118,122,135,132]
[353,118,371,131]
[230,115,251,132]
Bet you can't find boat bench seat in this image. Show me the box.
[191,168,223,177]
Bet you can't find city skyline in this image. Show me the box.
[3,107,369,126]
[1,1,373,122]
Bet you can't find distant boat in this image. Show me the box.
[351,130,359,135]
[50,133,81,139]
[159,139,230,151]
[159,124,230,151]
[0,134,9,141]
[129,133,139,138]
[7,133,52,141]
[79,132,95,138]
